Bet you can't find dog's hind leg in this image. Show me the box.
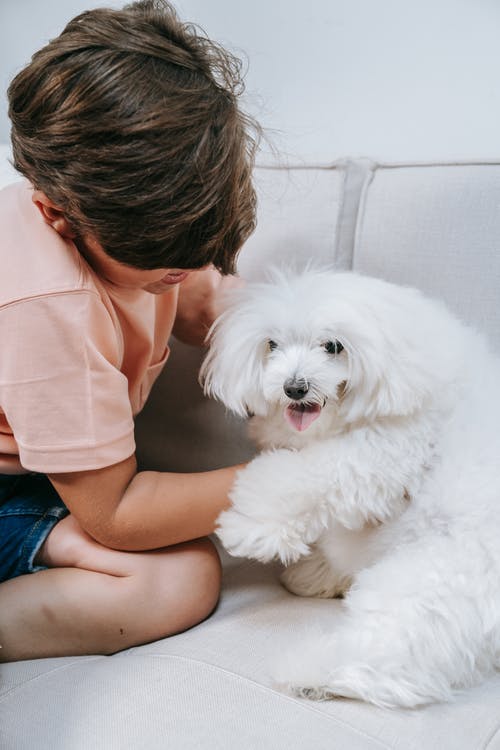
[280,546,351,599]
[273,532,500,707]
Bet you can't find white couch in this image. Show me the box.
[2,145,500,749]
[2,0,500,745]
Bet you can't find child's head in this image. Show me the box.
[8,0,260,274]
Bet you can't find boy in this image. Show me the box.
[0,0,259,661]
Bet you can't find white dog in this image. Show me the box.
[200,268,500,708]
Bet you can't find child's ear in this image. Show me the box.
[31,190,76,239]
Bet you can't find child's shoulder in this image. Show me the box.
[0,181,90,308]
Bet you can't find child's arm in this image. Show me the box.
[172,266,244,346]
[48,456,244,550]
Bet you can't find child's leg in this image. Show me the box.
[0,514,221,661]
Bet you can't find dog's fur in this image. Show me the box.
[200,268,500,708]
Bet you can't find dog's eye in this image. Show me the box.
[324,340,344,355]
[268,340,278,351]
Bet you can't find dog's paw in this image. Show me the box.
[280,548,351,598]
[216,507,311,564]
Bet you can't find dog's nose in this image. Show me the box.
[284,378,309,400]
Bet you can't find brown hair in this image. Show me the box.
[8,0,260,273]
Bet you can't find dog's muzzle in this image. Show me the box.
[283,379,324,432]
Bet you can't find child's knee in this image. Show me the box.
[163,537,222,631]
[131,537,222,641]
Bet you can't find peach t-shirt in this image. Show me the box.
[0,181,178,474]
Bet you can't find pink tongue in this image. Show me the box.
[284,403,322,432]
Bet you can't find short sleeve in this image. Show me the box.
[0,291,136,472]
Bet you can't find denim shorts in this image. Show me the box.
[0,473,69,583]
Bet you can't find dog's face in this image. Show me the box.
[201,269,463,431]
[255,330,349,432]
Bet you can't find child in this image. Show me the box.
[0,0,259,661]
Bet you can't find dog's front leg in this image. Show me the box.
[217,420,431,563]
[216,449,330,564]
[299,422,430,531]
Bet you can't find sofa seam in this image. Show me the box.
[131,652,391,749]
[333,164,349,268]
[0,656,105,701]
[483,722,500,749]
[333,159,377,271]
[373,159,500,169]
[351,162,377,270]
[255,159,500,170]
[0,651,390,748]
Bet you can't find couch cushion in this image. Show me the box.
[351,161,500,351]
[239,165,343,278]
[2,547,500,750]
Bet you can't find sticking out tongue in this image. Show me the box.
[284,402,322,432]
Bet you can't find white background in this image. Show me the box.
[1,0,500,163]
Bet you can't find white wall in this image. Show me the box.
[0,0,123,144]
[2,0,500,163]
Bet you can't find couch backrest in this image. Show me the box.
[240,160,500,347]
[1,146,499,469]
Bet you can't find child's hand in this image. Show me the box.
[172,266,245,347]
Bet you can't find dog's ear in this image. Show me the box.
[339,285,463,421]
[199,304,268,418]
[342,341,434,421]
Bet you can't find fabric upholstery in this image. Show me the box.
[2,548,500,749]
[2,146,500,748]
[352,162,500,350]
